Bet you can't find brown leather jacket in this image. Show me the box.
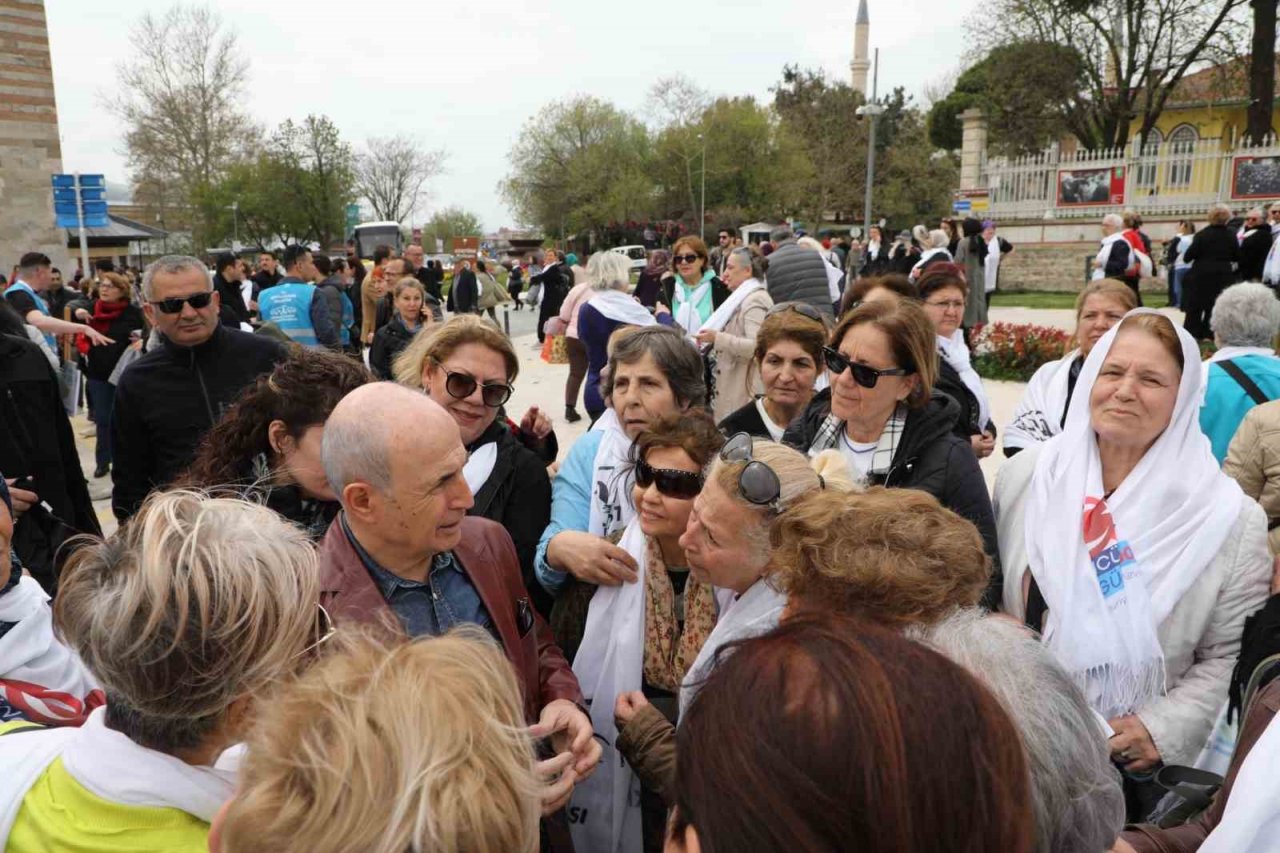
[317,514,583,723]
[1121,678,1280,852]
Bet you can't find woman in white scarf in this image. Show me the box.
[694,246,773,421]
[0,491,322,849]
[993,309,1271,807]
[1003,279,1137,456]
[666,237,723,334]
[908,229,953,282]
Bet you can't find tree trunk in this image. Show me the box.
[1248,0,1278,145]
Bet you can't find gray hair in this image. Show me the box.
[911,224,929,244]
[1211,281,1280,347]
[588,251,632,292]
[769,225,795,243]
[728,245,766,280]
[141,254,212,301]
[1101,213,1124,229]
[321,384,406,497]
[1249,207,1266,219]
[928,229,949,249]
[600,325,706,409]
[919,610,1125,853]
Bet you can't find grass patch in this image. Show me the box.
[991,291,1169,310]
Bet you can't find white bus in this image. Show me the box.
[352,221,403,259]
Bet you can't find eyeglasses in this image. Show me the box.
[924,299,966,311]
[766,301,825,323]
[293,603,336,663]
[635,458,704,499]
[822,346,911,389]
[149,291,214,314]
[673,254,701,264]
[434,360,513,408]
[719,432,782,510]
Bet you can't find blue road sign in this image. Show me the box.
[51,173,110,228]
[51,174,75,188]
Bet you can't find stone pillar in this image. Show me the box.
[0,0,70,274]
[959,107,989,191]
[850,0,870,96]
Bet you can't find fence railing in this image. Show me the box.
[979,136,1280,220]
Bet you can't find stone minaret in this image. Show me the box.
[0,0,69,273]
[850,0,871,96]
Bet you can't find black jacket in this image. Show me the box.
[251,268,282,295]
[934,355,996,439]
[1240,227,1273,282]
[859,244,893,278]
[1185,224,1240,288]
[214,273,251,327]
[467,420,554,617]
[369,315,420,380]
[79,301,146,382]
[719,397,780,440]
[0,333,102,592]
[888,242,920,275]
[454,269,479,313]
[111,325,286,521]
[782,388,1003,609]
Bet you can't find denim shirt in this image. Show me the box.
[342,517,495,640]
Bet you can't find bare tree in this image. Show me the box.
[646,75,712,225]
[107,5,255,248]
[354,136,446,223]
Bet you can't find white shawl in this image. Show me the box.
[1003,352,1079,452]
[587,409,636,538]
[589,290,657,329]
[569,519,648,853]
[0,576,100,726]
[1199,711,1280,852]
[672,276,714,334]
[909,248,951,280]
[938,330,991,429]
[1021,310,1243,720]
[983,236,1001,293]
[698,279,764,335]
[462,441,499,495]
[679,577,786,718]
[1092,232,1130,281]
[1263,225,1280,285]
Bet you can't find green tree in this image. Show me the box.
[422,206,484,251]
[875,112,961,227]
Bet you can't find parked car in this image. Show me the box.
[610,244,648,271]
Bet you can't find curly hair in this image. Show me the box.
[629,410,725,471]
[770,486,989,627]
[180,349,372,488]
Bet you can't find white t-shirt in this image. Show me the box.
[754,398,786,442]
[839,432,877,477]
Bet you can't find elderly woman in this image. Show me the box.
[393,314,555,614]
[369,277,430,380]
[719,304,827,441]
[908,228,953,281]
[665,615,1034,853]
[662,235,728,334]
[1225,398,1280,556]
[180,348,373,538]
[1183,202,1240,340]
[994,310,1272,818]
[1004,279,1138,456]
[918,265,996,456]
[556,413,725,853]
[0,489,322,850]
[783,298,1002,607]
[211,630,543,853]
[694,245,773,420]
[1201,281,1280,462]
[576,251,673,422]
[536,326,704,594]
[978,220,1013,308]
[838,272,918,315]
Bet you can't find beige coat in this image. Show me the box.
[1224,399,1280,555]
[709,288,773,421]
[994,445,1272,765]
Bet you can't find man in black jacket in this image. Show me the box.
[453,260,479,315]
[251,250,283,295]
[531,251,569,342]
[213,253,251,328]
[111,255,286,522]
[1239,207,1272,282]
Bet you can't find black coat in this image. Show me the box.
[859,244,893,278]
[719,397,781,440]
[369,315,420,380]
[934,355,996,439]
[111,325,286,522]
[454,269,479,313]
[466,420,554,617]
[1185,224,1240,289]
[0,333,102,593]
[782,388,1003,610]
[79,301,147,382]
[214,273,251,327]
[888,243,920,275]
[1240,227,1273,282]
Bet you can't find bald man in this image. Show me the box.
[316,383,597,831]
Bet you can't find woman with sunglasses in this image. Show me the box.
[695,245,774,422]
[782,299,1002,609]
[551,412,724,853]
[661,236,729,335]
[718,305,828,441]
[0,489,323,852]
[393,314,557,615]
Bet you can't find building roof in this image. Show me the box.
[1165,57,1280,108]
[64,213,167,245]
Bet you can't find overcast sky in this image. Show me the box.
[47,0,972,233]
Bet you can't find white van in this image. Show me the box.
[610,245,648,271]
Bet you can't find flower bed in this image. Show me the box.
[970,322,1073,383]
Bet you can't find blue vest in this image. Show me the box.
[4,280,55,350]
[259,282,319,347]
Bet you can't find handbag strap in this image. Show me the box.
[1219,359,1272,406]
[1154,764,1224,814]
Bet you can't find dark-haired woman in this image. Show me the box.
[369,278,431,379]
[719,305,826,441]
[179,348,372,537]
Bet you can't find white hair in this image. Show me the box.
[1101,213,1124,229]
[918,610,1126,853]
[1211,281,1280,348]
[928,229,949,249]
[141,254,212,301]
[588,251,632,292]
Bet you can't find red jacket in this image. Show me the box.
[317,515,583,723]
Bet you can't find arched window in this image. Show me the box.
[1167,125,1198,188]
[1134,129,1163,187]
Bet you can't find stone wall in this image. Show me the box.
[998,243,1164,293]
[0,0,70,274]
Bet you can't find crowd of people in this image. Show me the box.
[0,203,1279,852]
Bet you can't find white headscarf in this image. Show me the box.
[1020,309,1243,720]
[1200,711,1280,852]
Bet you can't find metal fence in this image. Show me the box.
[981,136,1280,220]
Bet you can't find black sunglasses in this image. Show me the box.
[766,301,825,323]
[822,346,911,389]
[673,253,701,264]
[635,458,704,500]
[434,360,513,408]
[149,291,214,314]
[719,432,782,510]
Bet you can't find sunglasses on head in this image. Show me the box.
[719,432,782,509]
[433,360,513,408]
[149,291,214,314]
[635,457,704,499]
[822,346,911,389]
[673,253,701,264]
[766,302,825,323]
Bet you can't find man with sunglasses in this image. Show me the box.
[110,255,285,522]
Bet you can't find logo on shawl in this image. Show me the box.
[1082,497,1135,599]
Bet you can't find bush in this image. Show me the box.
[970,322,1072,382]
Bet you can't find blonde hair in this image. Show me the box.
[772,487,990,627]
[392,276,424,299]
[392,313,519,389]
[219,628,541,853]
[53,490,319,751]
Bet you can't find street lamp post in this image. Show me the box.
[697,132,707,241]
[857,49,884,242]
